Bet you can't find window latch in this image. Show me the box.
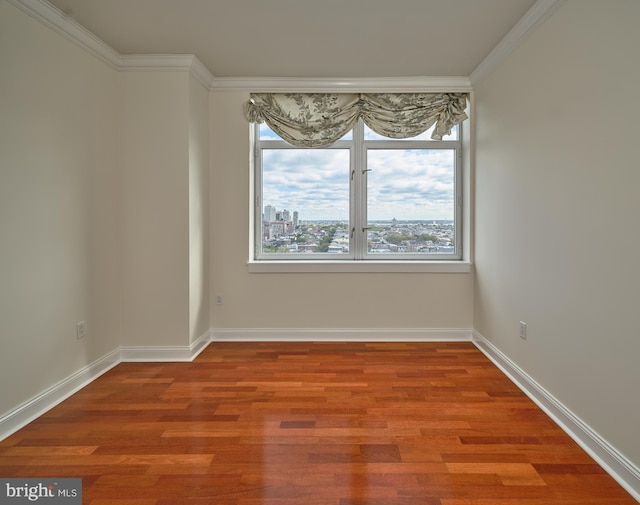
[350,227,355,239]
[362,226,372,232]
[362,168,372,174]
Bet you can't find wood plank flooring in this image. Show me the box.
[0,342,636,504]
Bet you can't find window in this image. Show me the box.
[253,120,462,263]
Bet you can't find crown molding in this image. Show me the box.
[10,0,563,91]
[119,54,199,72]
[470,0,567,85]
[189,56,217,88]
[6,0,471,92]
[118,54,215,87]
[7,0,121,68]
[210,76,472,93]
[7,0,214,87]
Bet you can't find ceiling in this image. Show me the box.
[46,0,537,79]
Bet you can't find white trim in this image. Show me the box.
[247,260,472,274]
[189,57,217,89]
[0,349,120,441]
[6,0,121,69]
[120,330,212,362]
[211,328,473,342]
[211,76,472,93]
[118,54,198,71]
[0,328,469,440]
[9,0,564,92]
[118,54,215,88]
[470,0,567,85]
[5,0,469,92]
[2,327,637,500]
[472,331,640,502]
[0,330,212,441]
[6,0,215,87]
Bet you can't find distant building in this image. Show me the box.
[264,205,276,222]
[293,211,299,227]
[264,221,294,239]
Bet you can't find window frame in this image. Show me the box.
[250,119,467,272]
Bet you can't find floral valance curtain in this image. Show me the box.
[245,92,468,147]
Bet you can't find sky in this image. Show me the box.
[260,124,457,222]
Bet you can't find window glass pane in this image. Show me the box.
[363,124,458,141]
[366,149,456,255]
[261,149,350,255]
[259,123,282,140]
[260,123,353,141]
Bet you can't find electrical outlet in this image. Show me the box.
[215,294,223,306]
[76,321,86,339]
[519,321,527,340]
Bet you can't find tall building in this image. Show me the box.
[293,211,299,227]
[282,209,291,222]
[264,205,276,222]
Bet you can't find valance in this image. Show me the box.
[245,92,468,147]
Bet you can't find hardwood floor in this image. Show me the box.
[0,342,636,504]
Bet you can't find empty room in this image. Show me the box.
[0,0,639,503]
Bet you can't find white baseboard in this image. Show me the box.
[0,330,212,441]
[210,327,473,342]
[472,330,640,502]
[0,349,120,441]
[2,326,637,502]
[120,330,212,362]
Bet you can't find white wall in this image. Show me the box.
[0,1,211,422]
[119,71,191,348]
[0,2,120,414]
[209,92,474,331]
[188,74,210,343]
[474,0,640,469]
[119,70,211,349]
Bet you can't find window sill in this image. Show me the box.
[247,260,472,274]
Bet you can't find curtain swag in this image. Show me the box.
[245,92,468,147]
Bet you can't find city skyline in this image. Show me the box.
[263,203,454,225]
[261,205,456,255]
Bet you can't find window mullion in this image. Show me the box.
[352,121,366,260]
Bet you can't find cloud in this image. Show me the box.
[365,149,455,220]
[260,142,457,221]
[262,149,350,219]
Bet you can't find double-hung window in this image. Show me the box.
[248,92,467,267]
